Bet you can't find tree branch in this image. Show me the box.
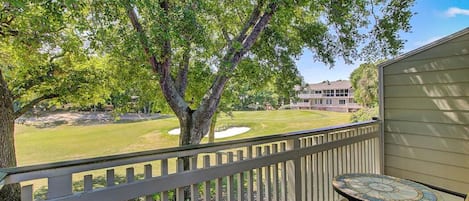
[235,0,265,43]
[13,93,59,119]
[126,4,160,73]
[196,2,278,120]
[49,53,65,63]
[126,1,189,116]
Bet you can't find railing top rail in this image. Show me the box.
[0,120,378,180]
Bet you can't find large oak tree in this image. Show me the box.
[90,0,414,147]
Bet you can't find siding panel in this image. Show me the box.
[384,120,469,140]
[452,33,469,42]
[383,54,469,75]
[384,68,469,85]
[385,144,469,169]
[385,156,469,184]
[384,83,469,97]
[385,167,469,193]
[401,41,469,62]
[384,109,469,125]
[385,133,469,154]
[384,97,469,111]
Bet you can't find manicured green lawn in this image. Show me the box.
[15,110,351,166]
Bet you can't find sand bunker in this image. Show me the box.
[168,127,250,139]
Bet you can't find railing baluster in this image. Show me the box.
[21,184,33,201]
[280,142,287,201]
[191,155,199,200]
[312,137,318,201]
[144,164,153,201]
[351,130,356,173]
[84,174,93,192]
[286,138,302,201]
[237,150,245,201]
[176,158,185,201]
[272,144,279,201]
[227,152,235,201]
[126,167,136,201]
[325,134,331,201]
[359,128,364,173]
[341,132,346,175]
[256,146,263,201]
[47,174,72,199]
[215,152,223,201]
[356,129,360,173]
[161,159,169,201]
[264,145,272,201]
[247,146,254,201]
[306,137,312,201]
[203,155,211,201]
[333,133,339,201]
[300,138,306,201]
[106,169,115,187]
[126,167,135,183]
[317,136,323,201]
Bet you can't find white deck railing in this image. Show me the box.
[0,120,381,201]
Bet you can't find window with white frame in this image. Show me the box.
[325,99,333,104]
[323,90,334,97]
[339,99,346,104]
[314,99,323,105]
[335,89,349,97]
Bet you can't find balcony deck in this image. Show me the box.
[1,121,381,201]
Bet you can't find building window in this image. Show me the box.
[314,99,323,105]
[323,90,334,97]
[339,99,346,105]
[303,99,309,103]
[315,90,322,94]
[325,99,332,105]
[335,89,349,97]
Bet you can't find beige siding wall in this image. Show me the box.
[382,33,469,193]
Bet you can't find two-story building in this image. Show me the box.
[291,80,362,112]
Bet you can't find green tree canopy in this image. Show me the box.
[1,2,111,199]
[86,0,414,150]
[350,62,379,107]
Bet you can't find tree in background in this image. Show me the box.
[89,0,414,152]
[350,62,379,122]
[350,62,379,107]
[0,2,109,199]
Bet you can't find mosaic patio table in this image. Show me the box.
[332,173,442,201]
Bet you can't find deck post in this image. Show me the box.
[286,138,302,201]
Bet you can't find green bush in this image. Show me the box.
[350,107,379,123]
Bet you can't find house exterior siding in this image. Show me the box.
[379,28,469,193]
[291,80,362,112]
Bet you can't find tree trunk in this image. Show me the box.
[208,112,218,143]
[0,74,21,201]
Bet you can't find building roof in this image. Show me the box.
[378,27,469,68]
[306,80,351,90]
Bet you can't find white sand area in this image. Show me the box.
[168,127,250,139]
